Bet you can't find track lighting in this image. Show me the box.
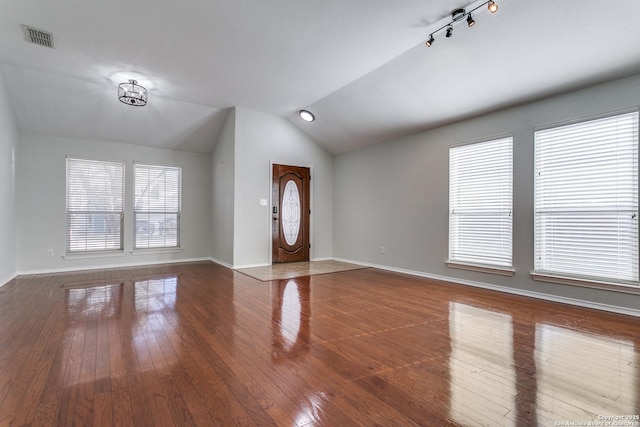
[445,25,453,38]
[424,0,499,48]
[425,34,434,47]
[467,13,475,27]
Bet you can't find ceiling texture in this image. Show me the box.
[1,0,639,155]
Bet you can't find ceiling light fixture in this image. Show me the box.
[424,1,499,48]
[467,13,475,27]
[298,110,315,122]
[425,34,435,47]
[445,25,454,38]
[118,79,147,106]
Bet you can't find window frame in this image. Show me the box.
[447,135,514,275]
[65,157,125,255]
[532,110,640,293]
[133,162,182,250]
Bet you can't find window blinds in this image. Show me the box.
[534,111,639,284]
[449,137,513,268]
[134,163,181,249]
[66,158,124,253]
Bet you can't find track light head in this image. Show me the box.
[426,34,434,47]
[467,13,475,27]
[445,25,453,38]
[487,0,498,13]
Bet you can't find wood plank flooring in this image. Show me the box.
[0,261,638,426]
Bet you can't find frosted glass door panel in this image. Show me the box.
[282,180,301,245]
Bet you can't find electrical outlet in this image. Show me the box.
[47,249,53,256]
[380,246,385,254]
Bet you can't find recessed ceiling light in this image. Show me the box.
[299,110,315,122]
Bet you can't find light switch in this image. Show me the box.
[259,198,268,206]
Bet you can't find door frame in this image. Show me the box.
[269,161,313,265]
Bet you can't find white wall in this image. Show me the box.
[16,133,212,273]
[0,69,18,285]
[211,108,235,266]
[333,73,640,314]
[233,107,333,267]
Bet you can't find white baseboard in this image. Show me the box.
[333,258,640,318]
[16,257,212,277]
[231,262,271,270]
[0,272,18,288]
[209,257,233,269]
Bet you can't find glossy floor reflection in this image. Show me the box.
[0,262,637,426]
[449,303,516,426]
[535,324,637,423]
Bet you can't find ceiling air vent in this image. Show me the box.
[22,25,54,48]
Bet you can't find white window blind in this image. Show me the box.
[134,163,181,249]
[534,111,639,285]
[66,158,124,253]
[449,137,513,268]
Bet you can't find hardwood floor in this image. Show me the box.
[0,261,638,426]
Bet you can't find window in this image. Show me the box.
[449,137,513,270]
[66,157,124,253]
[134,163,181,249]
[534,111,639,286]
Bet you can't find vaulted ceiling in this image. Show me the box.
[1,0,639,154]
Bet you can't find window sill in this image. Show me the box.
[131,247,183,255]
[63,250,125,260]
[446,261,515,276]
[531,273,640,295]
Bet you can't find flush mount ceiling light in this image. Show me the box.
[298,110,315,122]
[425,0,499,48]
[118,79,147,106]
